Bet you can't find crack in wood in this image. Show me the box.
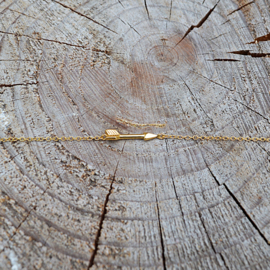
[0,82,38,88]
[256,143,270,158]
[169,0,173,21]
[229,50,270,58]
[0,210,33,255]
[219,253,230,269]
[174,0,220,47]
[193,194,229,269]
[0,30,89,49]
[207,58,240,62]
[193,69,270,95]
[118,0,124,8]
[7,8,44,21]
[198,141,270,247]
[198,210,221,259]
[52,0,117,34]
[221,19,231,25]
[227,1,255,16]
[179,74,214,124]
[164,139,187,229]
[223,183,270,244]
[0,186,49,255]
[231,98,270,123]
[2,207,37,247]
[127,22,141,36]
[117,16,141,36]
[144,0,150,20]
[248,33,270,44]
[193,69,235,91]
[87,142,126,269]
[210,32,229,40]
[205,165,270,245]
[154,182,167,270]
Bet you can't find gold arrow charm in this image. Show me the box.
[105,129,157,141]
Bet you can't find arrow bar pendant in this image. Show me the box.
[105,129,157,141]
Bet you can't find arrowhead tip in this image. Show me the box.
[144,133,157,140]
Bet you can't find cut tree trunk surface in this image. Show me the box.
[0,0,270,269]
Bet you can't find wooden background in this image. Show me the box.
[1,0,270,269]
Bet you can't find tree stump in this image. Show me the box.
[1,0,270,269]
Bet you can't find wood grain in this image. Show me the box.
[0,0,270,269]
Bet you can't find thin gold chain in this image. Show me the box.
[0,135,107,142]
[0,134,269,142]
[156,134,270,142]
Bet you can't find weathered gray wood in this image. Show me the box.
[0,0,270,269]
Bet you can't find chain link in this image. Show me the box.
[0,135,107,143]
[0,133,269,143]
[156,134,270,142]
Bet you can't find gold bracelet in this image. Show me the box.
[0,129,269,142]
